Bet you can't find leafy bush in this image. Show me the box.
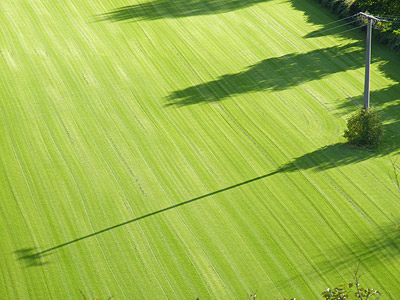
[343,108,384,147]
[350,0,400,17]
[350,0,400,51]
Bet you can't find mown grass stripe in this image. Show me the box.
[2,0,400,298]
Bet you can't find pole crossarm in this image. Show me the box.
[358,12,389,23]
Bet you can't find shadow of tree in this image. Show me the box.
[278,142,384,173]
[98,0,270,22]
[167,43,364,106]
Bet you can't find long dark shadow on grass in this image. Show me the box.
[18,141,397,266]
[166,43,364,106]
[16,170,280,266]
[98,0,270,22]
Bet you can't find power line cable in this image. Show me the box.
[377,16,400,20]
[373,16,400,24]
[321,13,360,26]
[383,20,400,23]
[374,15,400,22]
[379,16,400,19]
[307,19,361,37]
[376,15,400,18]
[329,24,368,36]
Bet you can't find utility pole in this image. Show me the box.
[358,12,388,110]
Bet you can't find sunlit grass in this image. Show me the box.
[1,0,400,298]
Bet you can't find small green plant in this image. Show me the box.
[321,283,381,300]
[321,266,381,300]
[278,266,380,300]
[343,108,383,148]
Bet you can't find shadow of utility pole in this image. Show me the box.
[16,170,280,266]
[17,141,393,266]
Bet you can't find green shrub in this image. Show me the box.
[343,108,384,147]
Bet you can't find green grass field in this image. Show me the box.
[1,0,400,298]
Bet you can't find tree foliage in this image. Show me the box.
[343,108,383,148]
[351,0,400,16]
[314,0,400,52]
